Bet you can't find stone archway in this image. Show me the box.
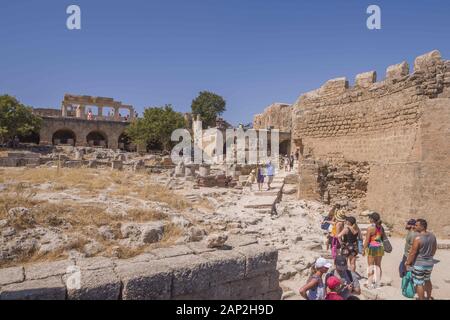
[52,129,76,146]
[86,131,108,148]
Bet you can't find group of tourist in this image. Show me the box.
[282,154,295,172]
[247,161,275,191]
[300,208,438,300]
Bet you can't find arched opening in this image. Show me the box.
[19,131,40,145]
[52,129,76,146]
[118,133,133,152]
[86,131,108,148]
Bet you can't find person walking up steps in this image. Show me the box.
[299,257,332,300]
[266,161,274,191]
[337,216,361,272]
[363,212,385,289]
[399,219,417,278]
[256,164,264,192]
[406,219,437,300]
[284,155,290,172]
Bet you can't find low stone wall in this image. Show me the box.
[0,241,281,300]
[0,152,42,167]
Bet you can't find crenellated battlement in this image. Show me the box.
[289,50,450,237]
[296,50,449,108]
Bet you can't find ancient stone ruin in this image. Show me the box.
[254,50,450,237]
[0,242,281,300]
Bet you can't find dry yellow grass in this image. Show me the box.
[0,167,200,265]
[138,185,190,210]
[2,167,114,191]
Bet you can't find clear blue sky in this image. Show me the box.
[1,0,449,125]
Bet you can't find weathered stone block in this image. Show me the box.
[228,275,270,299]
[414,50,441,72]
[25,260,73,281]
[115,260,172,300]
[65,268,121,300]
[386,61,410,80]
[199,250,246,285]
[0,276,66,300]
[355,71,377,88]
[111,160,123,170]
[321,77,349,93]
[236,245,278,278]
[0,266,24,286]
[165,255,210,296]
[0,158,18,167]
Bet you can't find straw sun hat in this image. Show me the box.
[335,210,347,222]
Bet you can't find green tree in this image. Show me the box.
[191,91,226,128]
[125,104,186,151]
[0,95,42,144]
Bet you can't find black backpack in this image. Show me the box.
[326,269,353,285]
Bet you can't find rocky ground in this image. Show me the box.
[1,156,449,300]
[0,165,214,267]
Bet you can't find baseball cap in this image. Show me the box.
[327,276,342,290]
[335,255,348,271]
[315,257,332,269]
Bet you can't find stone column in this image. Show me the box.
[61,104,67,117]
[114,107,120,121]
[129,107,135,120]
[98,106,103,118]
[79,105,86,119]
[75,105,82,118]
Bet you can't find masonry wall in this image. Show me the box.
[253,103,292,132]
[292,50,450,236]
[39,117,130,150]
[0,241,281,300]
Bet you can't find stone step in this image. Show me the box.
[253,191,279,196]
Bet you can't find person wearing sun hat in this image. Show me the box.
[330,210,346,259]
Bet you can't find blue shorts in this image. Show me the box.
[412,265,433,286]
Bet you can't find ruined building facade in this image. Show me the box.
[254,50,450,237]
[32,94,135,150]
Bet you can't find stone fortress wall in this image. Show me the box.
[254,50,450,237]
[253,103,293,132]
[0,241,281,300]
